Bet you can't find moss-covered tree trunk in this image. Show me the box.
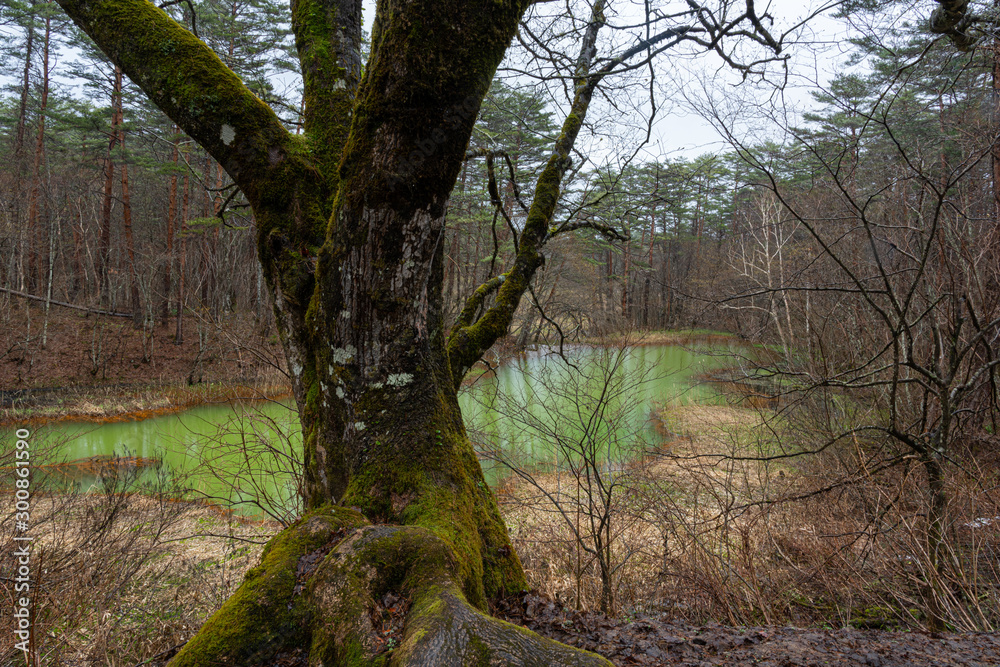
[53,0,616,662]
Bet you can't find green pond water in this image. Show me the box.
[8,343,734,518]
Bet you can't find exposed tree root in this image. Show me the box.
[169,507,611,666]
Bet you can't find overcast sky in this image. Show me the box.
[357,0,862,159]
[3,0,932,161]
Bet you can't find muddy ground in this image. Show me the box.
[496,593,1000,666]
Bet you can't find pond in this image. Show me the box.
[6,342,736,518]
[462,343,731,483]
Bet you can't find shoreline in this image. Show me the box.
[0,379,293,428]
[2,330,745,427]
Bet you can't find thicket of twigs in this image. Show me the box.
[0,433,273,666]
[494,387,1000,631]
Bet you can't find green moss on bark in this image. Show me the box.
[66,0,611,662]
[336,391,525,606]
[170,507,366,667]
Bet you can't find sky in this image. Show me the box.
[1,0,932,161]
[653,0,856,157]
[656,0,936,159]
[352,0,862,160]
[500,0,930,163]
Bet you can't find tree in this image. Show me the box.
[468,336,660,615]
[713,17,1000,630]
[51,0,797,662]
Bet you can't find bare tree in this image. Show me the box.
[468,334,659,614]
[712,35,1000,630]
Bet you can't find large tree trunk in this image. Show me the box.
[169,506,606,666]
[56,0,618,662]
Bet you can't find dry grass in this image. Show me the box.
[2,389,997,666]
[500,401,1000,630]
[0,478,278,666]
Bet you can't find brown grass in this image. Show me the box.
[0,487,278,666]
[499,401,1000,630]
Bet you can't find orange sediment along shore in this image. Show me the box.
[0,381,292,428]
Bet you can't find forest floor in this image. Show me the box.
[8,492,993,667]
[496,592,1000,666]
[5,309,998,665]
[4,406,998,665]
[498,400,1000,666]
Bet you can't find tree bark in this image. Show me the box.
[26,12,50,295]
[0,287,133,318]
[163,129,178,324]
[13,0,36,294]
[992,8,1000,245]
[53,0,622,662]
[921,451,949,633]
[118,68,142,325]
[98,65,123,305]
[199,154,213,310]
[175,167,189,345]
[14,0,35,159]
[71,201,85,298]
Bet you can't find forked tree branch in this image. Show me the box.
[929,0,977,51]
[447,0,788,383]
[446,0,610,385]
[56,0,296,209]
[291,0,362,177]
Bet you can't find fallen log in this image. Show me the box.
[0,286,133,318]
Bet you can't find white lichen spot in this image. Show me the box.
[290,361,303,378]
[332,79,346,90]
[386,373,413,387]
[331,345,356,364]
[335,386,345,399]
[340,310,351,320]
[372,382,383,389]
[353,421,366,431]
[220,124,236,146]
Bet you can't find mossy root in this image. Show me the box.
[169,510,611,666]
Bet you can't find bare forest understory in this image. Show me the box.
[3,392,1000,665]
[497,594,1000,666]
[0,301,290,424]
[4,429,1000,666]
